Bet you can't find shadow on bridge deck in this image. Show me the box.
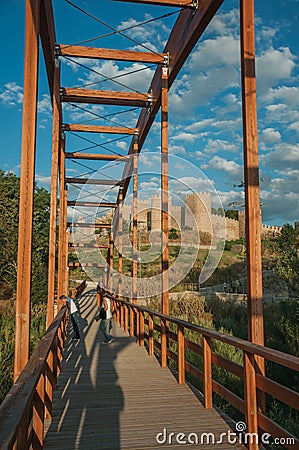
[43,290,245,450]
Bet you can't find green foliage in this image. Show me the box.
[0,170,50,304]
[0,302,47,404]
[225,209,239,220]
[169,228,179,240]
[265,224,299,294]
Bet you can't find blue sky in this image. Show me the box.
[0,0,298,227]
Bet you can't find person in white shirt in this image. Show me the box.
[60,294,80,340]
[96,289,114,344]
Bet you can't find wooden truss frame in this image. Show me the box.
[15,4,265,441]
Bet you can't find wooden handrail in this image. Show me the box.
[111,296,299,450]
[0,307,68,450]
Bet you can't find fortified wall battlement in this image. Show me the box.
[98,192,283,241]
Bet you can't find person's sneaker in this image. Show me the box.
[107,338,114,344]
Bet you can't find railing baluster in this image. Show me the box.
[148,313,154,356]
[244,351,259,450]
[32,372,45,450]
[203,335,212,408]
[45,350,53,419]
[129,307,134,337]
[139,311,144,347]
[161,318,167,368]
[124,304,128,333]
[177,325,185,384]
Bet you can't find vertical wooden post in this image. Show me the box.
[161,66,169,370]
[32,373,45,450]
[161,318,167,368]
[14,0,40,381]
[139,311,144,347]
[149,314,154,356]
[130,307,134,337]
[64,190,69,295]
[161,66,169,315]
[109,231,114,293]
[177,325,185,384]
[124,304,129,333]
[132,136,139,302]
[244,351,259,450]
[58,131,66,308]
[118,187,123,298]
[45,349,53,419]
[47,59,61,329]
[203,336,212,408]
[240,0,265,411]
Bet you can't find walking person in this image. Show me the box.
[60,294,81,340]
[95,289,114,344]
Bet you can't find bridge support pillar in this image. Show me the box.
[47,60,61,328]
[132,136,139,302]
[240,0,265,417]
[14,0,40,380]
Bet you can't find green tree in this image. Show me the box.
[270,224,299,294]
[0,170,50,303]
[225,209,239,220]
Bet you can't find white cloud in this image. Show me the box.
[256,47,296,94]
[38,94,51,114]
[260,128,281,144]
[204,139,239,154]
[140,181,159,190]
[169,144,186,155]
[116,141,128,151]
[0,82,23,106]
[202,156,243,179]
[260,143,299,170]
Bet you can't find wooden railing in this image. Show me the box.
[0,307,68,450]
[112,297,299,450]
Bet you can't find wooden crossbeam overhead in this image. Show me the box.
[68,243,108,249]
[58,45,166,64]
[114,0,195,5]
[65,177,120,186]
[67,222,111,229]
[65,152,128,161]
[61,88,151,108]
[68,201,117,208]
[115,0,224,220]
[63,123,137,135]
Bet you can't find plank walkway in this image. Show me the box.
[44,290,245,449]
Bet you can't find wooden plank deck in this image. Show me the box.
[44,290,245,449]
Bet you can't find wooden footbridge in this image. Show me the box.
[0,1,298,449]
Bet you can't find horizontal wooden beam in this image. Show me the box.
[61,88,151,107]
[65,152,128,161]
[59,44,166,64]
[63,123,137,135]
[67,222,111,229]
[65,177,120,186]
[68,201,117,208]
[113,0,194,5]
[68,243,108,249]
